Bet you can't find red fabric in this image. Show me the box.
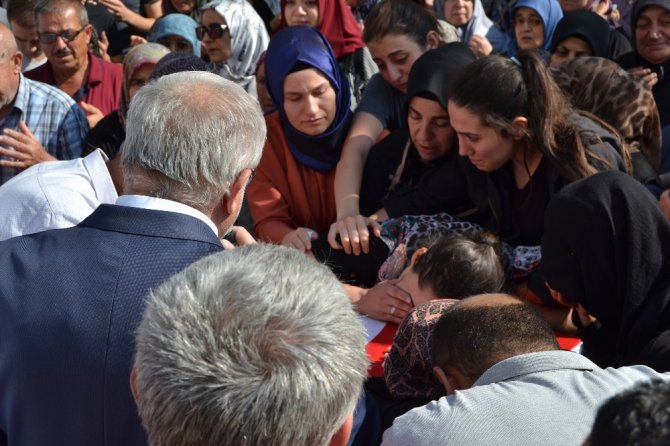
[279,0,365,58]
[366,322,398,378]
[25,52,123,117]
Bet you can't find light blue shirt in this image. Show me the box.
[383,350,670,446]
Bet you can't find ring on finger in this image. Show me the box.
[389,305,396,315]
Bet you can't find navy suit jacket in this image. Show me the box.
[0,204,223,446]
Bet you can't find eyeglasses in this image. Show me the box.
[195,23,229,40]
[38,26,87,44]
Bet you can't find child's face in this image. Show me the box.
[394,266,440,307]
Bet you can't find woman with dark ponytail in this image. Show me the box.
[446,50,629,247]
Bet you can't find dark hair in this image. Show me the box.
[412,230,505,300]
[448,50,600,183]
[588,380,670,446]
[7,0,40,28]
[363,0,440,46]
[432,297,559,382]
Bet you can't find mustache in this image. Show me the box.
[53,48,73,57]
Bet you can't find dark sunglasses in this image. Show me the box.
[38,26,87,44]
[195,23,229,40]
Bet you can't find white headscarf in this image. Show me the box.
[201,0,270,96]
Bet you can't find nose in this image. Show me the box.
[415,120,432,143]
[457,135,470,156]
[305,95,319,115]
[387,64,402,82]
[297,5,307,14]
[53,36,68,49]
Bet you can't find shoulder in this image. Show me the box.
[23,77,78,110]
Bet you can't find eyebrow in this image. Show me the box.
[284,80,328,96]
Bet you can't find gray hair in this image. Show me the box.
[134,244,368,446]
[35,0,89,27]
[121,71,265,211]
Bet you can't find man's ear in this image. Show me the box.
[425,30,441,50]
[224,168,253,215]
[509,116,529,140]
[433,366,460,396]
[328,411,354,446]
[130,367,140,404]
[11,51,22,75]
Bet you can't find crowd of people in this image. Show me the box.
[0,0,670,444]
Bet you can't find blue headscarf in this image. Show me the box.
[149,13,201,57]
[510,0,563,55]
[265,26,352,172]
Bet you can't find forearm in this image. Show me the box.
[342,283,367,309]
[334,113,382,218]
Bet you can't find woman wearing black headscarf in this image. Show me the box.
[542,170,670,371]
[358,42,477,218]
[549,9,623,66]
[617,0,670,173]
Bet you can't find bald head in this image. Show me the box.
[432,293,560,385]
[0,23,19,58]
[0,23,22,118]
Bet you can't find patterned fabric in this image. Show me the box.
[377,213,541,281]
[551,56,662,170]
[118,43,170,130]
[384,299,458,401]
[0,75,88,185]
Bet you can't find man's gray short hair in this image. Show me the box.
[134,244,368,446]
[35,0,89,27]
[122,71,265,211]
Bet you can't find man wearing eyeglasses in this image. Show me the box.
[24,0,122,128]
[0,23,87,185]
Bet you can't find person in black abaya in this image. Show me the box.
[542,170,670,371]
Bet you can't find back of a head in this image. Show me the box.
[587,379,670,446]
[413,230,506,299]
[122,71,265,211]
[432,294,559,383]
[148,51,209,80]
[363,0,439,45]
[134,244,368,446]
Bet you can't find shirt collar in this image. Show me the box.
[473,350,598,387]
[115,195,219,236]
[81,149,118,205]
[12,74,30,116]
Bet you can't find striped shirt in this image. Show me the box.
[0,75,88,185]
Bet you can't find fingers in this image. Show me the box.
[221,239,235,250]
[100,31,109,45]
[327,222,344,250]
[230,226,256,245]
[328,215,379,255]
[282,228,316,253]
[79,101,102,115]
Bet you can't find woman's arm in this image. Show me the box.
[98,0,162,33]
[329,112,384,255]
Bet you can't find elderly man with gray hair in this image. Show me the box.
[0,71,265,445]
[132,244,369,446]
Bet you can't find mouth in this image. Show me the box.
[303,117,325,126]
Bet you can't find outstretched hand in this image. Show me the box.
[327,214,382,255]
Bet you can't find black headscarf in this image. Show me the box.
[550,10,610,59]
[405,42,476,113]
[541,171,670,368]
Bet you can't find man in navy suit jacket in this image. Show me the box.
[0,71,266,446]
